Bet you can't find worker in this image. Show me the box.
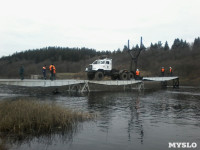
[135,69,140,80]
[19,65,24,80]
[169,67,173,76]
[53,65,56,80]
[161,67,165,76]
[49,64,54,80]
[42,65,47,80]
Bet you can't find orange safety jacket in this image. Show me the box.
[49,65,53,71]
[161,68,165,72]
[53,66,56,74]
[169,68,172,73]
[136,71,140,76]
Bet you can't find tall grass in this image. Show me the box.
[0,139,8,150]
[0,99,92,137]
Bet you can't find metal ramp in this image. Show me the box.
[0,79,142,87]
[0,79,85,87]
[142,76,178,81]
[89,80,141,85]
[0,79,143,92]
[142,76,179,88]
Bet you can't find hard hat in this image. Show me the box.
[136,69,139,71]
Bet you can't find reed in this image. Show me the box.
[0,139,8,150]
[0,99,92,137]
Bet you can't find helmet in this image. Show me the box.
[136,69,139,71]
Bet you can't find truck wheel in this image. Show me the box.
[95,71,104,80]
[128,72,134,80]
[87,73,95,80]
[120,72,128,80]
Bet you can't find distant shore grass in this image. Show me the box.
[0,99,92,137]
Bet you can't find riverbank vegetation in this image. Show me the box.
[0,139,7,150]
[0,37,199,85]
[0,99,93,138]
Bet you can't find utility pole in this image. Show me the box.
[128,37,145,74]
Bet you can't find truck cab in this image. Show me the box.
[86,58,112,72]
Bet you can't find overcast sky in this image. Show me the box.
[0,0,200,57]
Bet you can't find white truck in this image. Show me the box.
[85,58,134,80]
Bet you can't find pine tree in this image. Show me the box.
[172,38,189,50]
[192,37,200,50]
[164,41,169,51]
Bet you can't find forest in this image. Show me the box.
[0,37,200,85]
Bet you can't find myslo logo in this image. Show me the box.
[169,142,197,148]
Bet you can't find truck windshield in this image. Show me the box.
[93,60,97,64]
[92,60,101,64]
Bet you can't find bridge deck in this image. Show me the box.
[0,77,179,88]
[142,76,179,82]
[0,79,142,87]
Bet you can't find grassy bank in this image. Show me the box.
[0,99,92,137]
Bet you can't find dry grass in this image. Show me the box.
[0,139,8,150]
[0,99,92,137]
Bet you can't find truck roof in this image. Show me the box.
[98,58,112,61]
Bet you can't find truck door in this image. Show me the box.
[105,60,112,70]
[100,61,106,70]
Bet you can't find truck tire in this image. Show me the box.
[95,71,104,80]
[120,72,128,80]
[87,72,95,80]
[128,72,134,80]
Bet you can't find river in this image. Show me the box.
[0,85,200,150]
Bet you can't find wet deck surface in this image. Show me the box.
[143,76,179,81]
[0,79,142,87]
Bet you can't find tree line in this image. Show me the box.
[0,37,199,84]
[0,47,111,64]
[1,37,200,63]
[127,37,200,51]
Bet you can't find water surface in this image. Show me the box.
[0,85,200,150]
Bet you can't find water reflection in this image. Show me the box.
[86,91,145,144]
[127,93,144,144]
[0,127,81,150]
